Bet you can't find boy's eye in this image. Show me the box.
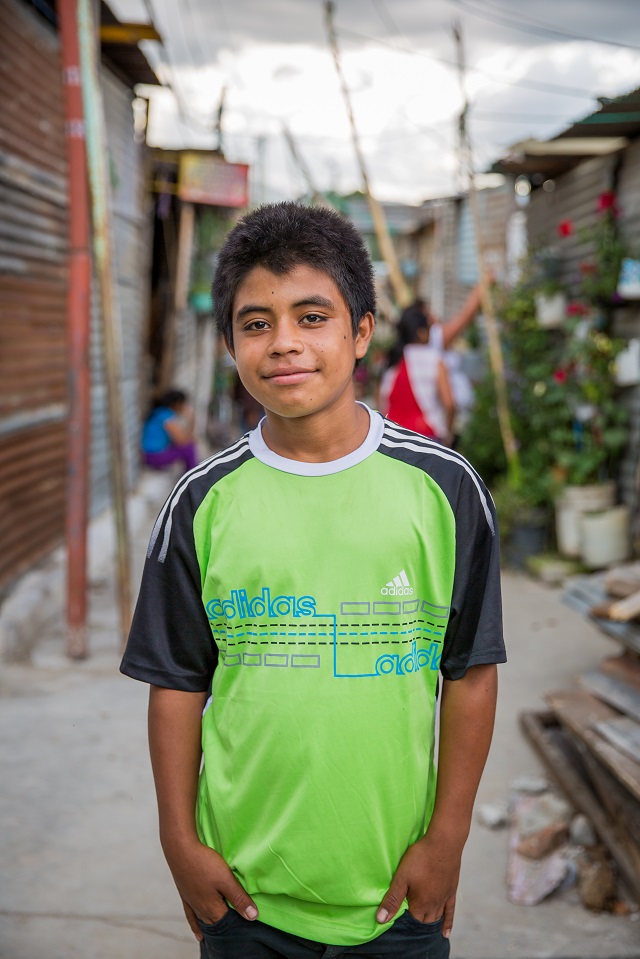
[245,320,269,331]
[301,313,326,324]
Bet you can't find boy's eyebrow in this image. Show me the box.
[292,295,336,310]
[234,294,337,323]
[235,303,274,322]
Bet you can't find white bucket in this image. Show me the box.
[535,292,567,329]
[555,482,616,558]
[580,506,630,570]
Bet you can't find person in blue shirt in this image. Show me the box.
[141,389,197,473]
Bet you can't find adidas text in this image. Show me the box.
[381,569,413,596]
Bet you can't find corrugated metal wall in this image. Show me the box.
[426,186,512,323]
[612,140,640,529]
[0,0,149,589]
[0,0,69,587]
[89,68,146,515]
[527,155,617,283]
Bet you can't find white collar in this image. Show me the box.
[248,403,384,476]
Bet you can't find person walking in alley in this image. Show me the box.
[121,202,505,959]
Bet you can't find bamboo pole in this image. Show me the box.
[324,0,412,309]
[77,0,132,646]
[59,0,91,659]
[453,22,520,485]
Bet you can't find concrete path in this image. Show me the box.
[1,483,639,958]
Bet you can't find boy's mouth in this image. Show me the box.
[263,367,317,384]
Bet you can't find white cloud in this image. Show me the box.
[125,0,640,204]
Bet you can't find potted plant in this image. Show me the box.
[546,320,629,558]
[459,258,629,568]
[526,242,568,328]
[534,278,567,329]
[492,474,549,569]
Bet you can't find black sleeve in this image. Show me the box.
[440,471,505,681]
[120,486,218,691]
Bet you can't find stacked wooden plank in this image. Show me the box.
[522,564,640,904]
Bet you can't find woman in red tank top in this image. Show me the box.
[380,308,454,443]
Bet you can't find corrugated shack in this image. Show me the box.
[0,0,158,591]
[494,87,640,524]
[335,186,514,325]
[404,185,515,323]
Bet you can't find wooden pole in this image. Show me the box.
[453,22,520,485]
[282,122,332,209]
[324,0,412,309]
[77,0,132,647]
[159,201,195,391]
[59,0,91,659]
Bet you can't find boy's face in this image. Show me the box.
[228,264,374,422]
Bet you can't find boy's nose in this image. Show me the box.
[268,320,303,354]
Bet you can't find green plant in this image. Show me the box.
[541,321,629,487]
[460,264,629,510]
[577,202,627,305]
[491,475,546,543]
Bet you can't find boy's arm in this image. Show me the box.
[148,686,259,940]
[376,663,497,937]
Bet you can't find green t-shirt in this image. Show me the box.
[121,407,505,946]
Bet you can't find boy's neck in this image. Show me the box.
[260,397,370,463]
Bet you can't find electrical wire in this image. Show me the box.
[141,0,217,133]
[336,24,599,100]
[449,0,640,52]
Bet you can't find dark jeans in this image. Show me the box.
[198,909,450,959]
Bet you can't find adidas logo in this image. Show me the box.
[381,569,414,596]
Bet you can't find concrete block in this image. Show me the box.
[476,802,509,829]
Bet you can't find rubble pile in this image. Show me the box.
[478,777,637,914]
[518,561,640,907]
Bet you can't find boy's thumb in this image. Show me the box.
[223,875,259,921]
[376,879,405,924]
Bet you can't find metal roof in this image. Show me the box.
[493,86,640,180]
[99,1,160,87]
[28,0,160,87]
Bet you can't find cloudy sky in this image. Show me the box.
[110,0,640,205]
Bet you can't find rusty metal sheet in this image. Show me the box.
[0,0,68,589]
[0,422,67,590]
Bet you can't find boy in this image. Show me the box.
[121,202,505,959]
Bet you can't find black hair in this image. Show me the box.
[399,309,429,345]
[386,306,430,367]
[155,389,188,410]
[212,202,376,344]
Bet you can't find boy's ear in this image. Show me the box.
[224,334,235,359]
[355,312,375,360]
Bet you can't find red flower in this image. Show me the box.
[557,220,573,237]
[566,301,589,316]
[553,368,567,384]
[596,191,617,213]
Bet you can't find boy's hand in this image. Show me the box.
[376,832,463,939]
[165,839,258,940]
